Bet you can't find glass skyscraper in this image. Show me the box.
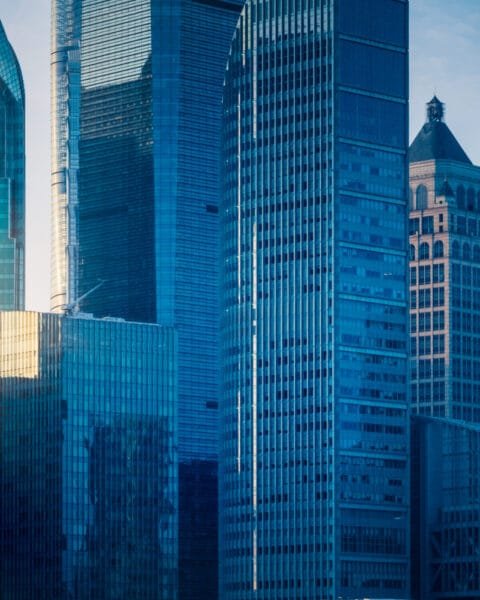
[0,311,177,599]
[220,1,409,598]
[0,21,25,309]
[51,1,244,596]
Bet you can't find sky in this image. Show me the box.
[1,0,480,312]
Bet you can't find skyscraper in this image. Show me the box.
[0,311,177,599]
[409,96,480,422]
[220,1,409,598]
[0,21,25,309]
[409,98,480,599]
[51,1,244,596]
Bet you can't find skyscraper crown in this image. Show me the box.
[409,96,471,164]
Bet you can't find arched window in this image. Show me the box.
[463,243,471,261]
[416,185,428,210]
[409,188,414,210]
[419,242,430,260]
[433,240,444,258]
[409,244,416,260]
[467,187,475,210]
[452,240,460,258]
[457,185,465,209]
[474,245,480,262]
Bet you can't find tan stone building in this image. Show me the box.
[409,96,480,421]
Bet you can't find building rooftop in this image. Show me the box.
[409,96,472,165]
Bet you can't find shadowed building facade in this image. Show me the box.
[220,0,410,598]
[51,1,244,596]
[0,312,177,599]
[0,21,25,309]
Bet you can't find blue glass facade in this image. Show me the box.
[220,1,409,598]
[412,416,480,599]
[51,1,244,597]
[0,22,25,309]
[0,311,177,598]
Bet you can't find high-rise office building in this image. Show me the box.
[409,99,480,599]
[220,1,409,598]
[409,97,480,421]
[0,21,25,309]
[0,311,177,599]
[51,1,244,596]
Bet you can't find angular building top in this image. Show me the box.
[409,96,472,164]
[0,21,25,309]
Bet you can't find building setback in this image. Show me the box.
[220,1,410,598]
[0,311,177,599]
[51,1,244,596]
[0,21,25,309]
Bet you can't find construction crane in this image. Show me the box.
[63,280,105,316]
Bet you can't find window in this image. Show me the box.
[433,358,445,377]
[410,290,417,308]
[433,264,444,283]
[409,218,419,235]
[419,265,430,285]
[433,334,445,354]
[463,243,471,260]
[474,245,480,261]
[433,287,445,307]
[468,218,477,236]
[433,240,444,258]
[433,311,445,330]
[416,185,428,209]
[419,312,431,332]
[410,267,417,285]
[419,336,431,355]
[410,314,416,333]
[422,216,433,234]
[419,242,430,260]
[419,289,430,308]
[418,359,431,378]
[409,244,416,260]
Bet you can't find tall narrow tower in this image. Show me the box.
[50,2,244,598]
[220,1,410,598]
[0,21,25,309]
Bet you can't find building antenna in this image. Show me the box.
[63,280,105,316]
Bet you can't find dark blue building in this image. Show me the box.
[0,312,177,599]
[51,1,244,597]
[412,416,480,599]
[0,21,25,309]
[220,1,410,598]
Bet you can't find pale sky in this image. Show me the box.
[1,0,480,312]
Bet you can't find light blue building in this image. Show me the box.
[220,1,410,598]
[51,1,244,596]
[0,21,25,309]
[0,311,177,599]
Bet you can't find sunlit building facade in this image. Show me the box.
[51,1,244,596]
[0,311,177,599]
[0,21,25,309]
[220,1,410,598]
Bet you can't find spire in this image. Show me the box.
[426,96,444,123]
